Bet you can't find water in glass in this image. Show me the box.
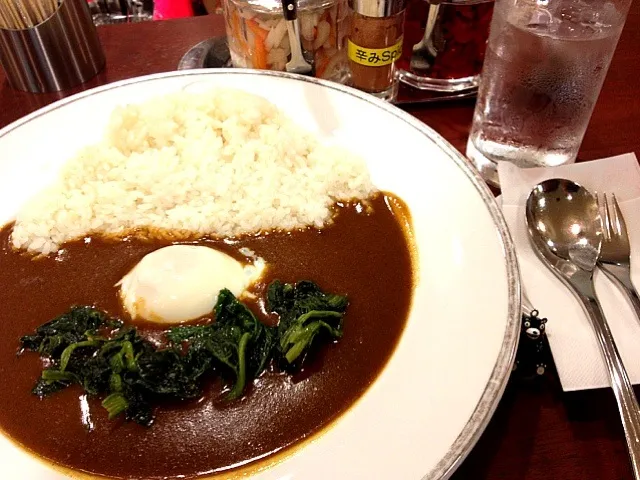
[467,0,630,185]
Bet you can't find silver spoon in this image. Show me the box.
[410,3,440,72]
[526,178,640,480]
[281,0,312,75]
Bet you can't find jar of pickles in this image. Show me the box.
[222,0,351,83]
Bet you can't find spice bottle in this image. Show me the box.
[348,0,406,100]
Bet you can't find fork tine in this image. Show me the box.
[595,192,602,237]
[609,193,628,239]
[599,192,611,241]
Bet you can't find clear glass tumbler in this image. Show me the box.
[87,0,154,25]
[466,0,633,186]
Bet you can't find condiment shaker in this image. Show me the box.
[348,0,406,100]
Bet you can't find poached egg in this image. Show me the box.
[118,245,264,324]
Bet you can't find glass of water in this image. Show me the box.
[466,0,633,186]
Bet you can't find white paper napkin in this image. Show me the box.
[498,153,640,391]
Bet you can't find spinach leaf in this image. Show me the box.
[214,289,276,381]
[20,314,163,426]
[20,306,115,357]
[267,281,348,364]
[168,288,276,400]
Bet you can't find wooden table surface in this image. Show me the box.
[1,6,639,479]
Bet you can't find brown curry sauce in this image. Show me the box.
[0,193,413,479]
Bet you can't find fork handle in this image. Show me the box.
[579,290,640,480]
[600,264,640,321]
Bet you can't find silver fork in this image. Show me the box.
[597,192,640,318]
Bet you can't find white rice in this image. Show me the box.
[10,89,376,255]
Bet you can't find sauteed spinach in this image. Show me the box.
[19,281,347,427]
[267,280,348,364]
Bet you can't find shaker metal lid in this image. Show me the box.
[234,0,336,14]
[348,0,406,17]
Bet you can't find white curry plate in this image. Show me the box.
[0,70,520,480]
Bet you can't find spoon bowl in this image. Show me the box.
[526,178,602,272]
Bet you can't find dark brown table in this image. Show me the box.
[1,7,639,479]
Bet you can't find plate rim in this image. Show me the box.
[0,68,521,480]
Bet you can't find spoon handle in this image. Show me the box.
[580,292,640,480]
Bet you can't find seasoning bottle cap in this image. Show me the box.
[232,0,335,14]
[348,0,406,17]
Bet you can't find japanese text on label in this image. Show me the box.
[347,38,403,67]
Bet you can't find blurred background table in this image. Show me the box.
[0,5,639,479]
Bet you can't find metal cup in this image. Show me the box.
[0,0,106,93]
